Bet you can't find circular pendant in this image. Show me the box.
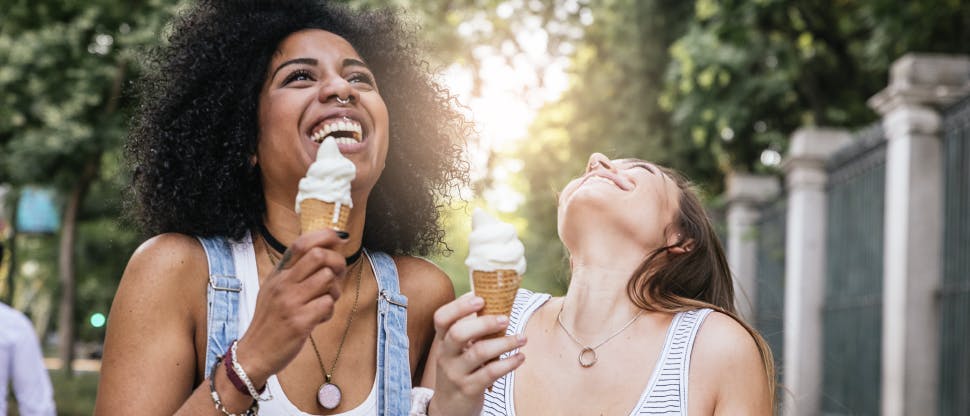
[578,347,598,367]
[317,382,342,410]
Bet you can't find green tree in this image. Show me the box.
[662,0,970,179]
[0,0,175,375]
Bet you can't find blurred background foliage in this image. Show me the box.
[0,0,968,413]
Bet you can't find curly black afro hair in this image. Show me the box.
[127,0,470,256]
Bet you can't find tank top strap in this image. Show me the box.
[364,250,411,416]
[635,308,713,415]
[197,235,243,372]
[675,308,712,411]
[483,288,551,415]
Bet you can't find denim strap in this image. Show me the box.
[198,236,242,372]
[368,250,411,416]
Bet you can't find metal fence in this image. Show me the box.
[940,95,970,416]
[755,196,785,390]
[820,124,887,415]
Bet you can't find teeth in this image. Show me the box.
[310,119,363,144]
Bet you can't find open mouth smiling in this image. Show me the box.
[309,117,363,145]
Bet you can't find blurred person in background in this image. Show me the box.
[1,302,56,416]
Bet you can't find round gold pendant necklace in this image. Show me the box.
[556,301,643,367]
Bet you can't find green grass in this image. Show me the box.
[6,370,99,416]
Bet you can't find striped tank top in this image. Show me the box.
[483,289,712,416]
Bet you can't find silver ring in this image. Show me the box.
[336,96,351,105]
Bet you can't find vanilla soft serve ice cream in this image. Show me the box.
[295,137,355,233]
[296,137,355,210]
[465,208,527,274]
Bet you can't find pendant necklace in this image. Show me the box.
[260,231,365,410]
[308,255,363,410]
[556,301,643,368]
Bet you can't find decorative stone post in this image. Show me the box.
[782,128,851,416]
[724,173,780,321]
[868,53,970,416]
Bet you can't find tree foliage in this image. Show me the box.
[512,0,969,293]
[0,0,177,372]
[662,0,970,178]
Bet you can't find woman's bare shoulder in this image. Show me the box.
[114,233,209,318]
[97,233,210,414]
[394,255,456,308]
[692,311,764,370]
[690,310,772,414]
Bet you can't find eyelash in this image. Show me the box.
[283,69,313,84]
[348,72,374,86]
[630,164,656,174]
[282,70,375,87]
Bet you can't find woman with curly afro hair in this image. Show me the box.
[96,1,468,415]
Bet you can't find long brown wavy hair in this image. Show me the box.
[625,163,776,405]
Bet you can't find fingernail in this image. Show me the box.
[517,334,527,345]
[470,296,484,307]
[336,231,349,239]
[496,315,508,325]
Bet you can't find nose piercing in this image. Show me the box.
[336,96,351,105]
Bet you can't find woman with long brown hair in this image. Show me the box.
[420,153,774,415]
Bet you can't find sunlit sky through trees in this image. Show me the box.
[439,1,591,213]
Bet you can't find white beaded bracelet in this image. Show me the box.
[410,387,435,416]
[230,340,274,401]
[209,357,258,416]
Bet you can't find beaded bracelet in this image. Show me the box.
[409,387,435,416]
[224,341,264,398]
[209,357,259,416]
[230,340,273,401]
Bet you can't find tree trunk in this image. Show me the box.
[57,157,98,378]
[4,190,18,304]
[57,57,123,377]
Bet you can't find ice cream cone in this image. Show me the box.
[300,199,351,234]
[296,137,355,236]
[472,269,521,338]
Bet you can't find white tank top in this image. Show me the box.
[483,288,712,416]
[230,234,378,416]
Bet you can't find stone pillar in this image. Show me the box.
[724,173,780,321]
[868,53,970,416]
[781,128,851,416]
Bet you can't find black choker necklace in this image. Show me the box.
[257,222,363,266]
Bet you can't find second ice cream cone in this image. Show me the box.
[472,269,521,339]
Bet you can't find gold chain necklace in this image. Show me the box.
[555,301,643,368]
[262,238,365,410]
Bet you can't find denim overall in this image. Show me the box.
[198,235,412,415]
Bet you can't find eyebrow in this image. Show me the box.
[271,57,371,80]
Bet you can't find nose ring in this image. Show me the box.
[336,96,351,105]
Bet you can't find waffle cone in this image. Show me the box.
[300,199,351,234]
[472,269,521,339]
